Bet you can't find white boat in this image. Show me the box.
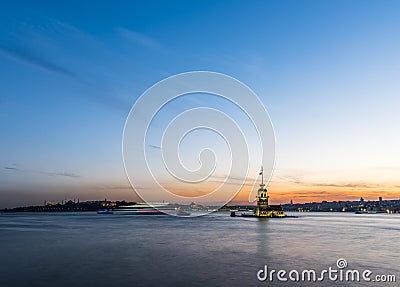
[176,210,191,216]
[113,202,172,215]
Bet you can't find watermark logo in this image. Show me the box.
[257,258,396,283]
[336,258,348,269]
[122,71,275,216]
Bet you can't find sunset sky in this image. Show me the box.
[1,0,400,207]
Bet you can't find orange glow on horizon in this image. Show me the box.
[230,182,400,205]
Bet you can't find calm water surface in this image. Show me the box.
[0,212,399,287]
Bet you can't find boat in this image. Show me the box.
[176,209,191,216]
[97,209,114,214]
[113,202,172,215]
[355,210,385,214]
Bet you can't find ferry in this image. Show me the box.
[97,209,114,214]
[355,210,385,214]
[113,202,172,215]
[176,209,191,216]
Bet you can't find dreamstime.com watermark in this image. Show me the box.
[257,259,396,283]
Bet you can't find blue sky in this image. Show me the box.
[1,0,400,207]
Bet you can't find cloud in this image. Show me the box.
[0,20,132,112]
[148,144,161,150]
[89,184,132,190]
[0,44,85,83]
[308,182,378,188]
[273,174,383,189]
[50,172,81,178]
[309,181,381,189]
[4,166,81,178]
[4,166,17,170]
[117,28,164,50]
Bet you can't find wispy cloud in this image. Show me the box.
[148,144,161,150]
[273,174,390,189]
[89,184,131,190]
[0,20,132,112]
[307,182,378,188]
[0,44,86,83]
[117,28,164,50]
[4,166,81,178]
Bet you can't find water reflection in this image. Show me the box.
[0,212,398,287]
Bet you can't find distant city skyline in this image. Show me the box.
[1,1,400,208]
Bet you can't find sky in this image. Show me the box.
[1,0,400,208]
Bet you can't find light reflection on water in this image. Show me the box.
[0,212,399,287]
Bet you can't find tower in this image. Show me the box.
[255,167,270,216]
[254,166,285,217]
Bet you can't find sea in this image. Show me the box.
[0,212,399,287]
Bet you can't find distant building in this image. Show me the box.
[44,201,53,206]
